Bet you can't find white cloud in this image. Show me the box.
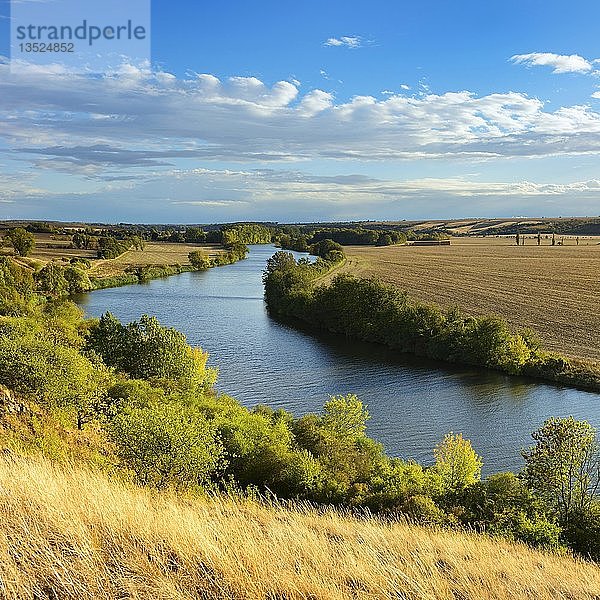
[3,56,600,221]
[299,89,334,116]
[57,166,600,200]
[170,199,250,207]
[592,91,600,99]
[0,173,49,202]
[324,36,362,49]
[3,59,600,181]
[382,86,410,96]
[511,52,594,74]
[6,165,600,222]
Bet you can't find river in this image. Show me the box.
[76,245,600,473]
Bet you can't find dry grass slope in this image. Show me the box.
[1,456,599,599]
[337,238,600,362]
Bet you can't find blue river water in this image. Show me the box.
[75,245,600,473]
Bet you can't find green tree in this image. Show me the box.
[97,236,132,259]
[6,227,35,257]
[264,251,297,278]
[309,238,343,259]
[289,396,387,502]
[35,262,92,296]
[87,313,216,391]
[522,417,600,522]
[72,232,92,249]
[376,234,393,246]
[189,250,212,270]
[459,472,562,549]
[0,257,35,314]
[322,394,369,438]
[0,325,114,428]
[562,502,600,559]
[221,224,272,245]
[35,263,69,296]
[109,401,225,489]
[131,235,145,251]
[462,316,531,373]
[433,432,483,494]
[184,227,206,243]
[63,266,92,294]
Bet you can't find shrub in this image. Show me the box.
[562,503,600,560]
[109,401,225,489]
[0,324,114,427]
[189,250,212,270]
[459,472,562,549]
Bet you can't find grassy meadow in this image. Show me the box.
[333,237,600,362]
[86,242,223,279]
[0,232,225,280]
[2,455,600,600]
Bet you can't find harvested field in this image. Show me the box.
[88,242,222,278]
[0,233,96,263]
[0,233,224,279]
[334,237,600,362]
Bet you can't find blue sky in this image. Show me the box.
[1,0,600,222]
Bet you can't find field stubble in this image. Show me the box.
[336,237,600,362]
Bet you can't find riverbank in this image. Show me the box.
[334,238,600,363]
[76,244,600,474]
[264,250,600,394]
[87,243,250,290]
[90,263,194,290]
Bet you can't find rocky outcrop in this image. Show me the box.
[0,384,25,415]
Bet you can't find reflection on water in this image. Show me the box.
[75,245,600,474]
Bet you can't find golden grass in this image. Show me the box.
[1,456,599,599]
[336,237,600,362]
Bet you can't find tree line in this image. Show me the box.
[188,242,249,270]
[1,223,451,261]
[276,226,452,252]
[163,223,274,245]
[0,256,94,311]
[0,227,253,299]
[263,247,600,392]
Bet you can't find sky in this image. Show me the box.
[1,0,600,223]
